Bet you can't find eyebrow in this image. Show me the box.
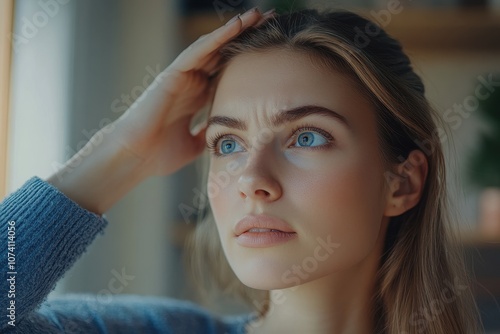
[206,105,351,131]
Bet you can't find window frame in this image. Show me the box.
[0,0,14,198]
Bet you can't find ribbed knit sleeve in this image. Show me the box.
[0,176,108,331]
[0,177,254,334]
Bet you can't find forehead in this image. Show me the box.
[210,49,375,132]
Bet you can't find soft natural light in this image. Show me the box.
[7,0,73,192]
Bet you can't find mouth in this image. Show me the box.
[234,214,297,248]
[247,228,287,233]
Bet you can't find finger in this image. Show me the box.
[203,52,224,75]
[170,7,263,72]
[189,125,208,160]
[169,20,240,72]
[256,8,277,26]
[191,119,208,137]
[200,8,271,75]
[238,7,263,29]
[198,49,222,71]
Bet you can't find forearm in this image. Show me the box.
[46,129,149,215]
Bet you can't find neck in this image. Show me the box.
[245,228,386,334]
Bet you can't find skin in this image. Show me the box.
[45,6,428,333]
[206,49,428,333]
[47,7,273,214]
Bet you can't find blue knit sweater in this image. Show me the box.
[0,177,256,333]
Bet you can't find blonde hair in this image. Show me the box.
[187,8,482,333]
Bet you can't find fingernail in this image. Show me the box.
[242,6,259,16]
[225,13,241,26]
[263,8,276,16]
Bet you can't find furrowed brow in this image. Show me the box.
[206,115,247,131]
[270,105,351,129]
[206,105,350,131]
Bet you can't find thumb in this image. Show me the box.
[190,120,208,154]
[190,121,207,156]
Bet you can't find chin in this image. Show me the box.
[228,258,302,291]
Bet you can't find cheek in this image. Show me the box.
[209,188,235,239]
[207,159,242,234]
[286,150,386,269]
[207,167,227,230]
[206,148,387,289]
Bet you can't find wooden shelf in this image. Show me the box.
[460,230,500,246]
[376,8,500,52]
[181,8,500,52]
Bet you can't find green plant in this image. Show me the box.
[466,79,500,189]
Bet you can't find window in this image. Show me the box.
[0,0,14,198]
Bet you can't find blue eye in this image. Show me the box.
[220,138,243,155]
[294,131,328,147]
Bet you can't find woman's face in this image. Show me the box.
[206,48,390,290]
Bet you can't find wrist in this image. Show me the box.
[46,129,150,215]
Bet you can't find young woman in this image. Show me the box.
[0,6,482,334]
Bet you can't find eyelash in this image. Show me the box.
[206,124,335,158]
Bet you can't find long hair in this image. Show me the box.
[187,8,482,334]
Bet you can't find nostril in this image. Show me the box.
[239,189,270,199]
[255,189,270,197]
[237,175,282,201]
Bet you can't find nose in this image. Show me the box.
[237,155,282,202]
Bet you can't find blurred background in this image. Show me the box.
[1,0,499,332]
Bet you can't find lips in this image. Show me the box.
[248,228,281,232]
[234,214,296,236]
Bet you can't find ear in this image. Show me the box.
[384,150,429,217]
